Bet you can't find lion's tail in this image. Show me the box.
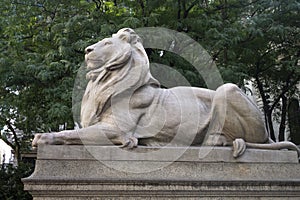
[245,141,300,158]
[233,138,300,159]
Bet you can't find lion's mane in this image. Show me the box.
[80,28,160,128]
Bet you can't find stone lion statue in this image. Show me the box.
[33,28,300,158]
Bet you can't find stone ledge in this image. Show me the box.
[27,159,300,181]
[23,145,300,199]
[23,179,300,199]
[37,145,298,163]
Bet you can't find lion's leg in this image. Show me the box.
[32,123,138,148]
[78,124,138,148]
[204,83,268,146]
[32,132,69,147]
[32,128,92,148]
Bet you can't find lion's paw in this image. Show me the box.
[233,138,246,158]
[32,133,55,149]
[120,136,138,149]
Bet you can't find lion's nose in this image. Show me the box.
[85,47,94,54]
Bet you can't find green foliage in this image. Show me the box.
[0,162,33,200]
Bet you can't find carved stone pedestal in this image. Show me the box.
[23,145,300,199]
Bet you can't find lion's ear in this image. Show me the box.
[119,33,130,43]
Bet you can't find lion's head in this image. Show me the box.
[81,28,159,127]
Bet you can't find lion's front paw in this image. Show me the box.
[32,133,55,149]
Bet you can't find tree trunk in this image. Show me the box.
[278,95,287,141]
[5,120,21,165]
[266,110,276,141]
[288,98,300,145]
[255,72,275,141]
[177,0,181,20]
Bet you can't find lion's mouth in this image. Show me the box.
[85,57,104,70]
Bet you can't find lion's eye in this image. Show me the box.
[104,41,112,45]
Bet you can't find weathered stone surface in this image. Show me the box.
[23,145,300,199]
[23,179,300,200]
[36,145,298,163]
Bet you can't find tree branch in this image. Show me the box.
[0,117,21,163]
[254,61,275,139]
[278,94,287,141]
[270,74,300,112]
[137,0,145,17]
[254,62,269,112]
[5,121,20,150]
[183,0,198,18]
[92,0,103,11]
[177,0,181,20]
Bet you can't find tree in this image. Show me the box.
[0,1,114,198]
[0,162,33,200]
[227,0,300,141]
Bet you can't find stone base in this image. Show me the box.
[23,145,300,199]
